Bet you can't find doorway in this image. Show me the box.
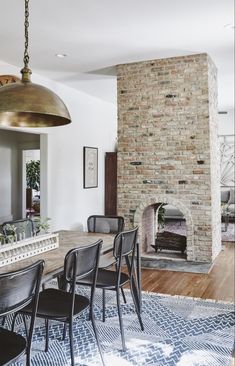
[22,149,40,218]
[21,134,48,220]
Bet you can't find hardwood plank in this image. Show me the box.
[141,242,235,302]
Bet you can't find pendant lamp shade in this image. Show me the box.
[0,81,71,128]
[0,0,71,128]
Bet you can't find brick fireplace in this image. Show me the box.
[117,53,221,263]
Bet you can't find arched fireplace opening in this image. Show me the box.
[141,202,189,261]
[155,204,187,259]
[134,196,195,262]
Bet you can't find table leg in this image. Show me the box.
[136,241,142,312]
[125,242,142,313]
[222,213,230,232]
[224,213,230,232]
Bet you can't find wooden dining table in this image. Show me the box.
[0,231,114,281]
[0,230,142,312]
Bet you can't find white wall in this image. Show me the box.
[0,132,16,222]
[45,89,117,231]
[218,109,235,135]
[0,129,40,223]
[0,61,117,231]
[25,150,40,162]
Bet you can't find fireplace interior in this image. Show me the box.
[142,203,187,261]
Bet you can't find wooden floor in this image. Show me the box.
[141,242,235,303]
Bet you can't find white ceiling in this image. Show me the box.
[0,0,234,108]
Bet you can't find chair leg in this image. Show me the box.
[130,284,144,331]
[12,314,29,340]
[102,289,106,322]
[1,316,6,326]
[62,322,67,340]
[11,313,18,331]
[88,286,93,321]
[26,342,31,366]
[121,287,127,304]
[45,319,49,352]
[57,274,66,290]
[90,310,105,366]
[116,263,127,304]
[116,288,126,351]
[57,275,62,290]
[69,321,75,366]
[22,315,29,340]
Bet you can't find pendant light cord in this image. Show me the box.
[21,0,31,82]
[24,0,30,68]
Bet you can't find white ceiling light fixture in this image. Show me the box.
[55,54,68,58]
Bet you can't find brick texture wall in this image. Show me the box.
[117,53,221,263]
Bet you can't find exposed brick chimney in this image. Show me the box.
[117,53,221,263]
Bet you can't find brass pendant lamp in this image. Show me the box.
[0,0,71,128]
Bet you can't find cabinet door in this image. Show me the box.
[105,152,117,215]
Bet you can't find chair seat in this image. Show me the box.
[0,327,26,365]
[79,269,130,289]
[23,288,90,320]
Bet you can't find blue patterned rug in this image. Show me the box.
[7,288,235,366]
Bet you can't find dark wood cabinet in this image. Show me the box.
[105,152,117,215]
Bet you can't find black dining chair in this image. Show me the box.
[77,227,144,351]
[87,215,124,234]
[2,218,35,239]
[0,260,44,366]
[54,215,124,291]
[87,214,127,307]
[20,240,105,366]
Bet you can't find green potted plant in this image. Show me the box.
[26,160,40,210]
[4,224,18,243]
[0,233,6,245]
[157,204,166,233]
[34,217,51,235]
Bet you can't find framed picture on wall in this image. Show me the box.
[83,146,98,188]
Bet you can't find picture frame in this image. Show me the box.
[83,146,98,188]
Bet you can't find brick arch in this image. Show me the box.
[134,195,195,261]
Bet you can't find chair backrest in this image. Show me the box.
[64,240,102,283]
[87,215,124,234]
[112,227,139,286]
[0,260,44,317]
[2,218,35,239]
[113,226,139,259]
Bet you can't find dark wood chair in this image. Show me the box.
[20,240,105,366]
[87,214,126,307]
[87,215,124,234]
[2,218,35,239]
[0,260,44,366]
[77,227,144,351]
